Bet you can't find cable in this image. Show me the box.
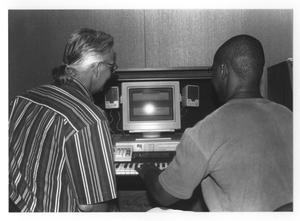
[116,111,124,135]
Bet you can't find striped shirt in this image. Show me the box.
[9,79,117,212]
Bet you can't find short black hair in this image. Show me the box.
[214,35,265,83]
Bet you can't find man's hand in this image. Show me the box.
[78,199,119,212]
[136,162,180,206]
[136,162,161,180]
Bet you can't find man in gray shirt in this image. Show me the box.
[137,35,293,211]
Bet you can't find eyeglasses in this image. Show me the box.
[99,61,118,73]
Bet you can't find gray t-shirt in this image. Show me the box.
[159,98,293,211]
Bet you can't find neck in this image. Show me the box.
[228,89,262,100]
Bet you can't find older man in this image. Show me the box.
[9,28,118,212]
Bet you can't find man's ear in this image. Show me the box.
[93,63,101,79]
[220,64,228,80]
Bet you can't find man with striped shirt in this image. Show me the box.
[9,28,119,212]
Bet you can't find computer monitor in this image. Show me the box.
[121,81,181,136]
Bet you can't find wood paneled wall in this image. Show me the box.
[9,10,292,100]
[242,10,293,67]
[9,10,145,100]
[145,10,244,67]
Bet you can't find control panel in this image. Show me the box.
[115,140,179,152]
[113,139,180,162]
[114,145,133,162]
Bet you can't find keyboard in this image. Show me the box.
[115,161,169,175]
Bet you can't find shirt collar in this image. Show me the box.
[66,78,94,102]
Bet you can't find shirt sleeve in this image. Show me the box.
[64,121,117,205]
[158,126,210,199]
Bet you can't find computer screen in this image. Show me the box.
[129,87,173,121]
[121,81,181,134]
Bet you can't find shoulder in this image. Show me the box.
[186,101,242,142]
[267,100,292,114]
[23,84,107,131]
[191,102,231,130]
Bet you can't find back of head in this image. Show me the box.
[52,28,114,83]
[214,34,265,87]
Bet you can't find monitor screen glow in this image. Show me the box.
[129,87,173,121]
